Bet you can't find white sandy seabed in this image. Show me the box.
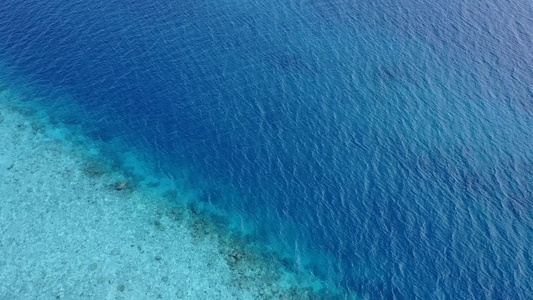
[0,88,338,300]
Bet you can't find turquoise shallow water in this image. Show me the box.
[1,90,327,299]
[1,0,532,298]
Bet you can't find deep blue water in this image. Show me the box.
[1,0,532,298]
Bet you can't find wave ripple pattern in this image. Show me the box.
[0,0,532,298]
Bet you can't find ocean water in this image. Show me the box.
[1,0,532,298]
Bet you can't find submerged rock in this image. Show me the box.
[169,208,183,221]
[154,220,165,231]
[88,263,98,271]
[231,252,243,261]
[115,181,127,190]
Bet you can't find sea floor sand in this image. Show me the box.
[0,93,328,299]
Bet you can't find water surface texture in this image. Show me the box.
[1,0,532,298]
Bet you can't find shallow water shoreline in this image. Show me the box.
[0,86,349,299]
